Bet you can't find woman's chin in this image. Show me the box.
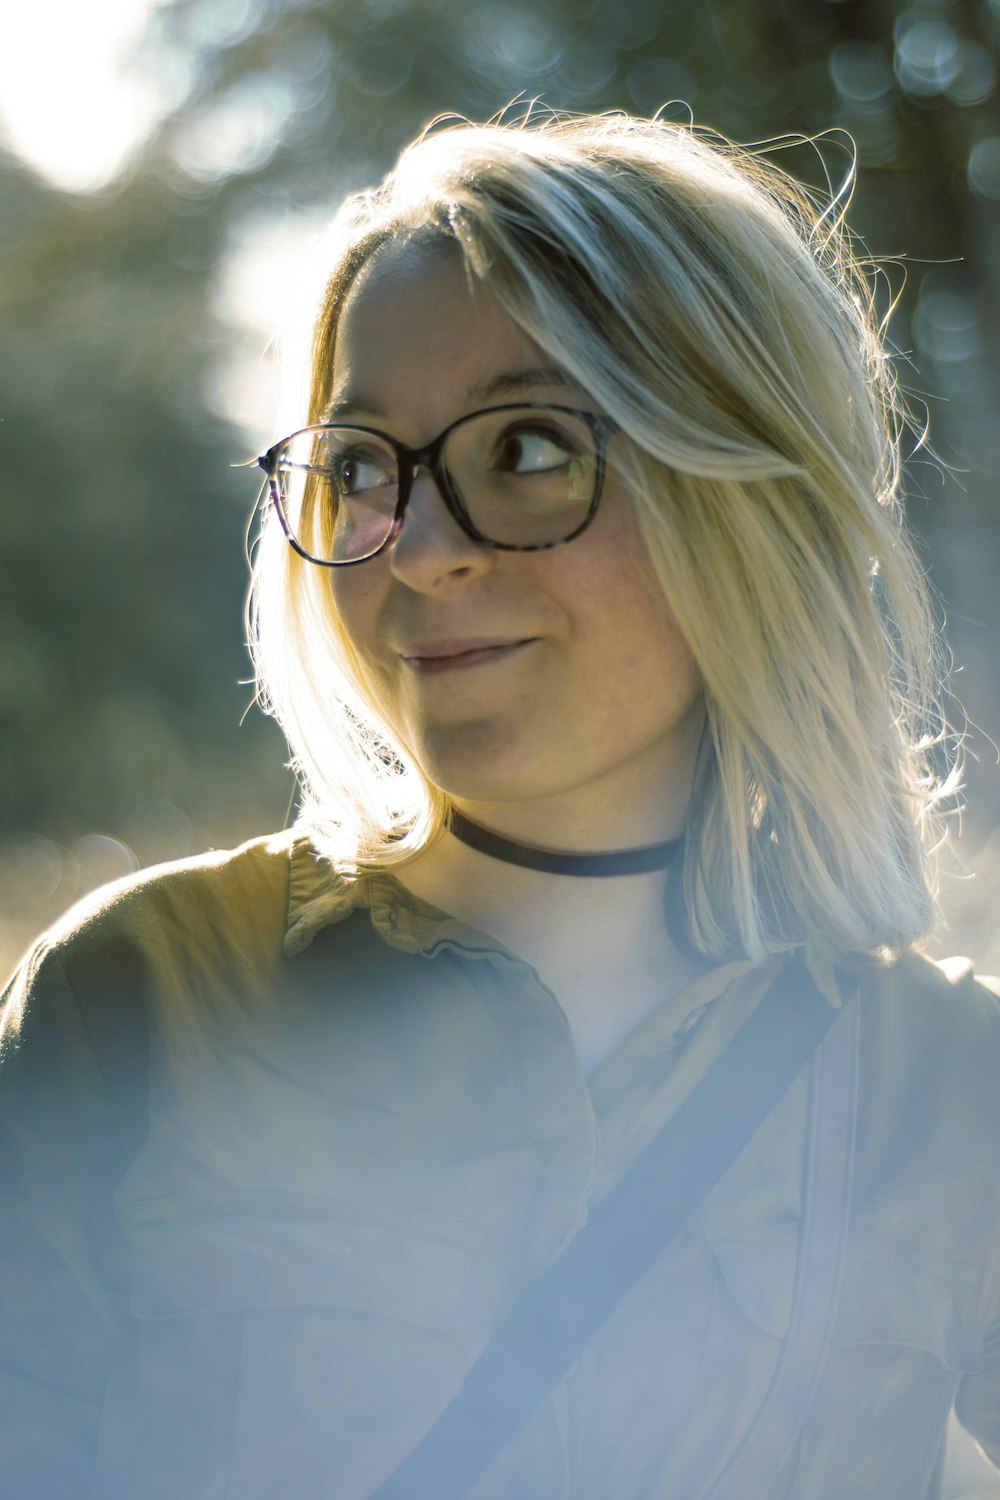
[410,732,561,806]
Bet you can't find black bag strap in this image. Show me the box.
[371,953,841,1500]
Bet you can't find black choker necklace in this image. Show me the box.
[446,807,683,877]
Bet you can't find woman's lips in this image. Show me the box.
[401,639,535,674]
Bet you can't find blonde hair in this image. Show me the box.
[249,110,958,963]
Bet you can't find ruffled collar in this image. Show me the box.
[277,825,846,1011]
[281,827,523,962]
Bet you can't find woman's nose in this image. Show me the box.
[387,468,493,592]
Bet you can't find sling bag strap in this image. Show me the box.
[704,975,860,1498]
[371,952,846,1500]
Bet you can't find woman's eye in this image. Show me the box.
[331,448,393,496]
[494,427,576,475]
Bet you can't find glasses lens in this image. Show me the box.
[443,407,599,547]
[273,427,399,563]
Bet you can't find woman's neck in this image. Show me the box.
[398,829,709,1072]
[392,698,710,1059]
[444,805,682,877]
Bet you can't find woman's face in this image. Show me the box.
[326,240,704,837]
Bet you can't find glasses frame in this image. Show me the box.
[256,402,619,567]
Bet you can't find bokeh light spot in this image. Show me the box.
[0,837,66,918]
[72,834,140,887]
[893,14,962,98]
[207,209,337,442]
[172,75,300,182]
[176,0,266,51]
[829,40,893,103]
[0,0,191,193]
[468,6,566,80]
[968,136,1000,200]
[947,42,996,106]
[913,290,981,366]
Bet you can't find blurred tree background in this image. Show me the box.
[2,0,999,982]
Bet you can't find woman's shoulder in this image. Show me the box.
[860,945,1000,1069]
[3,828,360,1009]
[1,830,372,1095]
[42,830,301,959]
[874,946,1000,1037]
[856,946,1000,1143]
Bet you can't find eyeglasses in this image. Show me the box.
[255,403,618,566]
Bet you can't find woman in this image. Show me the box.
[2,112,998,1499]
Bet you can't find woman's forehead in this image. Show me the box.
[327,240,558,423]
[336,236,503,347]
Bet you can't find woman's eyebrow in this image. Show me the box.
[466,365,575,401]
[323,393,386,421]
[323,366,574,423]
